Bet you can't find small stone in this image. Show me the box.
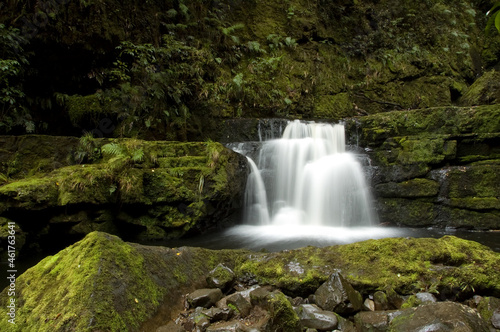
[156,321,185,332]
[314,270,363,315]
[226,292,252,317]
[295,304,338,331]
[373,291,389,311]
[249,287,271,306]
[206,264,235,291]
[202,307,232,322]
[354,310,397,331]
[187,288,223,308]
[492,308,500,329]
[206,320,246,332]
[415,292,437,304]
[363,298,375,311]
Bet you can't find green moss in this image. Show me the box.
[314,93,353,119]
[460,70,500,106]
[237,236,500,297]
[265,291,301,331]
[375,178,439,198]
[65,94,108,126]
[357,106,500,147]
[0,232,163,332]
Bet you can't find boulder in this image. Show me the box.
[354,310,401,332]
[314,270,363,315]
[206,264,235,291]
[187,289,223,309]
[264,291,301,332]
[295,304,338,331]
[477,296,500,330]
[389,302,490,332]
[225,292,252,317]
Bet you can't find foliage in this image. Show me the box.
[486,2,500,34]
[74,132,102,164]
[0,24,32,133]
[101,141,144,168]
[104,35,218,136]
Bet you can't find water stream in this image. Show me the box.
[243,120,378,227]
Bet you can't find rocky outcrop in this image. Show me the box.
[1,232,498,331]
[345,105,500,230]
[0,136,247,257]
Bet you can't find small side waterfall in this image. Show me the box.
[243,120,378,227]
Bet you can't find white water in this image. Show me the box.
[243,120,378,227]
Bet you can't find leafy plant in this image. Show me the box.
[74,132,102,164]
[0,24,33,133]
[101,142,144,167]
[486,2,500,34]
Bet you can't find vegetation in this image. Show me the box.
[0,24,32,133]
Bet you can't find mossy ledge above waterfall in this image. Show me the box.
[0,136,247,259]
[1,231,499,331]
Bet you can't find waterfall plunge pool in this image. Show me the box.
[158,226,500,253]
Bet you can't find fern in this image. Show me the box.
[101,143,126,158]
[131,148,144,163]
[0,172,8,184]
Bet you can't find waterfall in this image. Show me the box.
[243,120,378,227]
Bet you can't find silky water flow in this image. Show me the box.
[220,120,404,251]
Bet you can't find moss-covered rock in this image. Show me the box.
[0,232,248,332]
[460,70,500,106]
[0,136,248,253]
[1,232,499,331]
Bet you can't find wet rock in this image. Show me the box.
[314,270,363,315]
[264,291,301,332]
[373,291,390,311]
[206,320,246,332]
[415,292,437,304]
[386,288,405,309]
[492,308,500,329]
[225,292,252,317]
[354,310,401,332]
[206,264,235,291]
[249,287,272,306]
[295,304,338,331]
[187,289,223,309]
[202,307,232,322]
[156,321,186,332]
[389,302,490,332]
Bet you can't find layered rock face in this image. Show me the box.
[0,136,247,257]
[345,105,500,229]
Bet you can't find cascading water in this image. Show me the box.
[243,120,378,227]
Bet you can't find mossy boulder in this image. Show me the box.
[0,232,248,332]
[1,232,499,331]
[460,70,500,106]
[0,136,248,254]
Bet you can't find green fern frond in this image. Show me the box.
[131,148,144,163]
[101,143,126,158]
[0,172,8,184]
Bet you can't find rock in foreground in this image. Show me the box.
[0,232,499,331]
